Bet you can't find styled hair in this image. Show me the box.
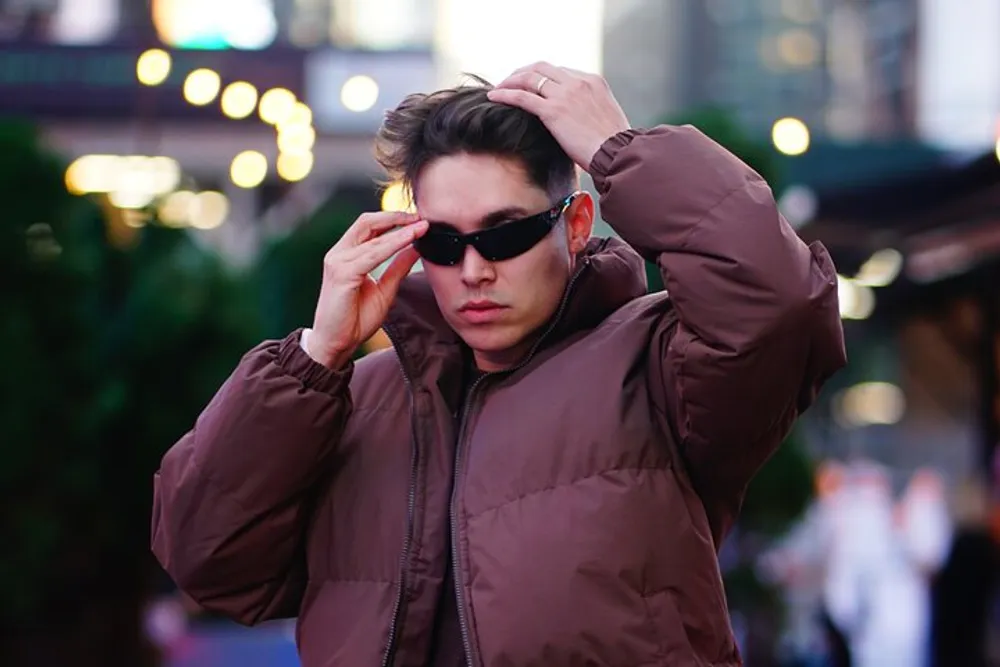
[374,74,575,202]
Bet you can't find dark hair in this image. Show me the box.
[374,74,575,202]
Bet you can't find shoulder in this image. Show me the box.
[602,291,676,330]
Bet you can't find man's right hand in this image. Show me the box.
[306,211,428,368]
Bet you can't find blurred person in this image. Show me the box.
[896,468,952,667]
[822,464,950,667]
[930,477,998,667]
[757,460,851,667]
[150,64,846,666]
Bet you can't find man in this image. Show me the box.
[152,63,846,667]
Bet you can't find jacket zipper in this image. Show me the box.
[380,324,419,667]
[450,258,591,667]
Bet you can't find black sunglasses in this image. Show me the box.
[414,192,581,266]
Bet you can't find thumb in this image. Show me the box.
[377,246,420,300]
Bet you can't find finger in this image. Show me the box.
[486,88,547,116]
[347,220,428,273]
[377,246,420,299]
[507,61,569,84]
[342,211,420,247]
[492,71,556,96]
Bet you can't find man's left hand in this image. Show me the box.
[488,63,631,172]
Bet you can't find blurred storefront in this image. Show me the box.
[792,145,1000,493]
[0,0,439,265]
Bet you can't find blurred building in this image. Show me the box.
[916,0,1000,151]
[605,0,920,140]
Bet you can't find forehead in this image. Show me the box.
[414,153,550,231]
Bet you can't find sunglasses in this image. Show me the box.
[414,192,581,266]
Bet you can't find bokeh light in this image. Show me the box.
[136,49,171,86]
[772,117,811,156]
[183,69,222,106]
[220,82,259,119]
[341,75,379,112]
[230,150,268,188]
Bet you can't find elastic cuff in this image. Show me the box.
[276,328,353,395]
[589,128,640,191]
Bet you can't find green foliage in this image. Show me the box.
[740,429,816,537]
[0,123,262,624]
[254,202,361,339]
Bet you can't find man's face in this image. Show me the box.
[414,153,592,371]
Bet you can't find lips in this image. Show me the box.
[458,301,507,324]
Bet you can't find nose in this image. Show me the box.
[460,245,496,286]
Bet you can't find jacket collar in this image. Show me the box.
[383,236,647,388]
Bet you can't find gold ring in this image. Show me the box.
[536,75,549,95]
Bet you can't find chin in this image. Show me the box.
[456,323,528,354]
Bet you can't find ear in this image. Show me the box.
[564,192,594,255]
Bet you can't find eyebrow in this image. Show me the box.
[427,206,532,231]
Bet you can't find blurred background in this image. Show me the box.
[1,1,998,666]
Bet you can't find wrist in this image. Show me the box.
[301,329,353,369]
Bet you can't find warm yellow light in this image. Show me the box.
[158,190,196,227]
[65,154,179,200]
[183,68,221,106]
[837,382,906,428]
[258,87,297,125]
[341,75,379,112]
[122,210,148,229]
[189,191,230,229]
[146,156,182,194]
[136,48,171,86]
[65,154,118,194]
[230,150,268,188]
[220,81,259,119]
[64,164,86,194]
[109,188,156,210]
[109,157,159,209]
[772,117,811,156]
[777,29,820,68]
[995,137,1000,163]
[280,101,313,128]
[277,124,316,155]
[381,181,416,213]
[837,275,876,320]
[855,248,904,288]
[276,151,314,182]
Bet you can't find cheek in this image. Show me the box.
[502,247,571,304]
[424,266,460,305]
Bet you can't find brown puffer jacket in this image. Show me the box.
[152,126,846,667]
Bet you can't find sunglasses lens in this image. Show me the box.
[415,205,561,265]
[414,232,464,266]
[474,216,553,261]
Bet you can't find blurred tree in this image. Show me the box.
[254,200,362,340]
[253,190,389,359]
[0,122,262,665]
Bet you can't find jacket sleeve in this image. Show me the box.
[151,329,354,625]
[590,125,847,545]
